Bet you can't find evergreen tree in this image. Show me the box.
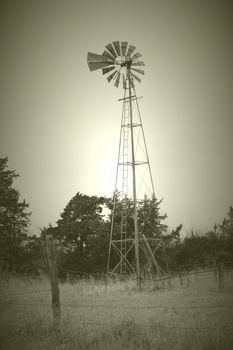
[219,206,233,237]
[138,196,168,237]
[217,206,233,266]
[0,157,31,272]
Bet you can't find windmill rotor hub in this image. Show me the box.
[125,59,133,69]
[116,57,131,68]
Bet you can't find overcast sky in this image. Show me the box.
[1,0,233,235]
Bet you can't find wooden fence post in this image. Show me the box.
[179,273,183,287]
[217,262,224,291]
[66,271,71,284]
[46,233,61,328]
[186,275,190,289]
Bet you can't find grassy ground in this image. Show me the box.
[0,270,233,349]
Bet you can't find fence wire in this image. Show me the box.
[1,267,232,334]
[75,322,233,331]
[0,289,51,298]
[2,302,233,310]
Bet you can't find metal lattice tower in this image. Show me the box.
[87,41,168,282]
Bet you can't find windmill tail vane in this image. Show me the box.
[87,41,145,88]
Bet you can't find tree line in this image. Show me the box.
[0,157,232,277]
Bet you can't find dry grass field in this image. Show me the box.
[0,270,233,350]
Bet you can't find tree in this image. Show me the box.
[171,205,233,271]
[22,234,48,275]
[162,224,183,272]
[106,193,170,273]
[216,206,233,267]
[0,157,31,272]
[108,193,168,240]
[138,196,168,238]
[219,206,233,238]
[53,192,109,272]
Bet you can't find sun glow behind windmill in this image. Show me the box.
[87,41,168,284]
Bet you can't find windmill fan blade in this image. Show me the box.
[102,50,115,61]
[107,70,117,82]
[106,43,117,58]
[131,68,145,75]
[121,41,128,56]
[126,45,136,57]
[130,80,135,88]
[131,72,141,83]
[88,61,113,71]
[114,72,121,87]
[132,61,145,66]
[113,41,121,56]
[131,52,142,60]
[87,52,113,63]
[102,66,115,75]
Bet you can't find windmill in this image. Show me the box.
[87,41,168,283]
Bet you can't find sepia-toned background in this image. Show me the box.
[1,0,232,234]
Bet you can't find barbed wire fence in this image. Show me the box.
[62,265,230,292]
[1,295,233,331]
[1,233,233,335]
